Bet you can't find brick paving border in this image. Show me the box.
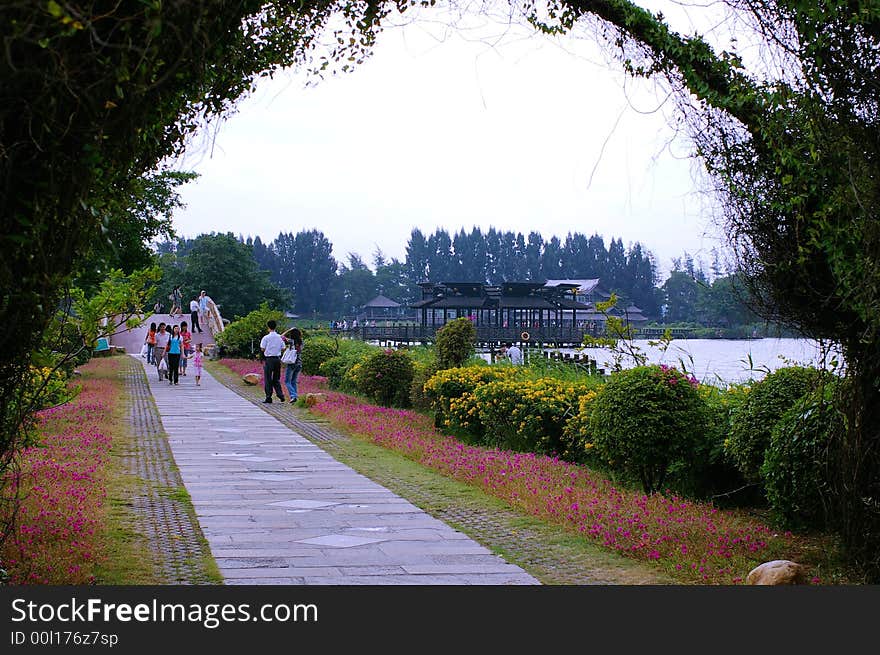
[208,363,665,585]
[120,356,216,584]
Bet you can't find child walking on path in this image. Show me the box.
[189,343,204,386]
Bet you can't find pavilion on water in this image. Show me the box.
[410,280,649,330]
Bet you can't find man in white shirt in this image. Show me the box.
[259,320,286,403]
[506,342,523,365]
[189,297,203,333]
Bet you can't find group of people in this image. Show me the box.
[144,320,204,386]
[259,321,303,404]
[498,342,523,365]
[155,288,213,334]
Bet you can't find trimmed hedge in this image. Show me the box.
[215,303,286,358]
[435,317,476,369]
[762,384,839,529]
[726,366,826,481]
[356,348,415,407]
[589,365,709,494]
[424,365,519,430]
[300,337,338,375]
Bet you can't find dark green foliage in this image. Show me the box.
[177,233,289,319]
[271,230,338,316]
[300,337,339,375]
[685,384,752,504]
[318,356,350,390]
[318,341,377,390]
[726,367,825,481]
[0,0,384,506]
[215,304,286,359]
[762,385,840,530]
[435,318,476,369]
[409,358,440,411]
[534,0,880,575]
[589,366,709,494]
[356,349,415,407]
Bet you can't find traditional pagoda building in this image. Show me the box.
[359,294,411,323]
[411,279,639,332]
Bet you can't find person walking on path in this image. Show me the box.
[188,343,204,386]
[180,321,192,377]
[144,322,157,365]
[154,323,170,380]
[198,290,209,328]
[281,327,303,403]
[189,296,203,333]
[166,325,184,385]
[259,320,285,404]
[170,285,183,317]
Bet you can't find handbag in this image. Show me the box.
[140,344,148,358]
[158,357,168,371]
[281,346,298,365]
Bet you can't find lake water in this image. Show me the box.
[512,339,840,385]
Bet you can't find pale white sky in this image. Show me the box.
[172,2,735,274]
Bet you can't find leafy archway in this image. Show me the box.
[3,0,878,577]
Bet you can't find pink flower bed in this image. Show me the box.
[2,361,117,584]
[217,358,328,397]
[307,392,806,584]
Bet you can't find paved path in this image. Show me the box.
[133,356,539,585]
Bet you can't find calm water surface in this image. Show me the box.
[536,338,839,384]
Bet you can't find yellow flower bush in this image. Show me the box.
[424,365,522,429]
[473,378,597,457]
[24,366,75,411]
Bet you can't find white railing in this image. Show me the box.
[206,300,224,334]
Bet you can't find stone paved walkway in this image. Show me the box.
[121,357,215,583]
[133,356,539,585]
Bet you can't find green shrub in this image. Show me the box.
[318,356,350,389]
[589,365,710,494]
[762,384,839,529]
[356,348,415,407]
[300,336,338,375]
[409,357,440,411]
[687,383,753,503]
[562,392,602,464]
[215,303,286,359]
[726,366,826,481]
[435,318,476,369]
[319,344,376,391]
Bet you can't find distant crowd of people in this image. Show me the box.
[330,319,377,330]
[144,289,217,386]
[153,289,214,334]
[143,320,204,386]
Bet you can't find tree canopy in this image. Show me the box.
[4,0,880,576]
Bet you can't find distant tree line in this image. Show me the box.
[153,228,755,328]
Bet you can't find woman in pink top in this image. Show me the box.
[180,321,193,376]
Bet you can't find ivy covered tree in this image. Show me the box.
[524,0,880,575]
[0,1,391,467]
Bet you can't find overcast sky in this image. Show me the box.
[171,2,732,274]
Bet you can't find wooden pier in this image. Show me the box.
[339,324,693,347]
